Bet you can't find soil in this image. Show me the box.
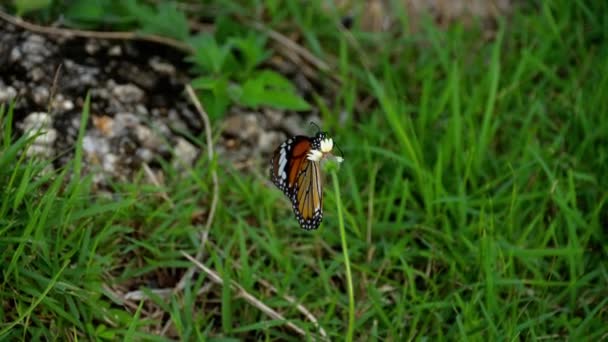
[0,20,323,191]
[0,1,513,188]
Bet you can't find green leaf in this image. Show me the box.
[229,33,271,76]
[64,0,106,23]
[127,1,189,40]
[63,0,136,29]
[13,0,51,16]
[237,71,311,111]
[191,77,231,119]
[188,35,231,75]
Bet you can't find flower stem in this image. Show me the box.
[331,170,354,342]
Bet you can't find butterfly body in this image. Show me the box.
[270,132,331,230]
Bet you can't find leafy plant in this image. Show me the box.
[189,33,311,118]
[63,0,137,29]
[63,0,189,34]
[125,0,190,40]
[12,0,312,119]
[13,0,51,16]
[237,70,311,111]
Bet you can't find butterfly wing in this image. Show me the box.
[293,157,323,230]
[270,136,310,196]
[271,136,323,230]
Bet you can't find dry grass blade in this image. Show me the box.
[250,22,342,87]
[181,251,308,337]
[46,63,63,115]
[251,22,331,73]
[174,85,219,292]
[0,10,193,53]
[142,163,173,205]
[124,282,214,301]
[205,241,328,339]
[256,278,328,340]
[186,84,218,236]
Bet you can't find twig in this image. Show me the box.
[174,85,219,291]
[124,282,214,301]
[366,163,379,244]
[204,240,328,339]
[142,163,173,205]
[337,23,373,73]
[251,22,331,73]
[256,277,328,340]
[46,63,63,115]
[124,288,173,301]
[0,10,194,53]
[181,251,308,337]
[101,284,141,313]
[187,84,218,239]
[250,22,342,86]
[157,85,218,333]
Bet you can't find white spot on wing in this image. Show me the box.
[278,148,288,178]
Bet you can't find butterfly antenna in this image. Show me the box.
[334,140,344,158]
[309,121,321,134]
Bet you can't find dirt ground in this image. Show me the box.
[0,1,512,189]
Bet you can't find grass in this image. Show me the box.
[1,0,608,340]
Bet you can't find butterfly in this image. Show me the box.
[270,128,342,230]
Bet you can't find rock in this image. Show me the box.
[136,148,154,163]
[20,34,51,67]
[135,125,164,150]
[264,108,283,127]
[176,104,202,131]
[108,45,122,56]
[113,112,141,135]
[30,67,46,82]
[172,137,198,168]
[31,86,50,106]
[258,131,284,154]
[223,113,261,141]
[51,94,75,112]
[82,134,110,158]
[149,57,176,75]
[9,46,22,63]
[135,104,149,116]
[103,153,118,173]
[281,114,304,136]
[20,112,57,158]
[0,85,17,103]
[21,112,52,132]
[167,108,188,132]
[112,84,145,104]
[92,115,115,137]
[85,40,101,55]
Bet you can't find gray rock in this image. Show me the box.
[258,131,285,154]
[0,85,17,103]
[112,84,145,104]
[173,137,198,168]
[223,113,261,141]
[20,112,57,158]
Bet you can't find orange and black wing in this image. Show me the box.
[293,155,323,229]
[270,136,323,230]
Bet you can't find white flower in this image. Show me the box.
[307,149,323,162]
[307,138,343,163]
[320,138,334,153]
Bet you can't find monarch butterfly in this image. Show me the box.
[270,129,342,230]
